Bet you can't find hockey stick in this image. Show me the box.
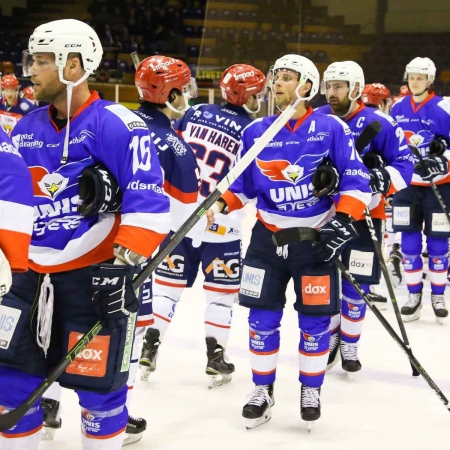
[409,144,450,224]
[355,121,419,376]
[272,227,450,412]
[0,95,303,432]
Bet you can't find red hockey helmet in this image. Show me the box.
[1,74,20,90]
[399,84,412,97]
[361,83,391,107]
[21,85,35,101]
[135,55,197,109]
[220,64,266,106]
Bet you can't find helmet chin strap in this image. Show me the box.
[165,93,191,115]
[57,67,90,164]
[243,98,262,115]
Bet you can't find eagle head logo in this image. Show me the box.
[30,166,69,199]
[281,164,303,183]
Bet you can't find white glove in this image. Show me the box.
[0,248,12,298]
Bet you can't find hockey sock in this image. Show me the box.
[402,232,424,293]
[298,314,330,388]
[427,236,449,295]
[151,283,183,340]
[204,290,234,347]
[248,309,282,386]
[340,280,368,344]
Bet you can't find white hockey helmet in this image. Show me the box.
[322,61,365,101]
[26,19,103,86]
[404,57,436,84]
[271,54,320,102]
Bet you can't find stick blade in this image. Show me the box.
[272,227,319,246]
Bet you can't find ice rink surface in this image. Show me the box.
[40,206,450,450]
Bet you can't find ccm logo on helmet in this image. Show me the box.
[65,44,82,48]
[234,71,255,81]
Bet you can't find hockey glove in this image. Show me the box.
[369,168,391,195]
[362,152,385,170]
[414,155,448,181]
[312,213,358,263]
[429,136,449,156]
[312,163,340,198]
[92,264,139,330]
[78,164,123,217]
[0,248,12,298]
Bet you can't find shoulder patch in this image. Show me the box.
[104,104,148,131]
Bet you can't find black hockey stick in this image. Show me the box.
[355,121,419,376]
[272,227,450,412]
[0,94,305,432]
[409,144,450,224]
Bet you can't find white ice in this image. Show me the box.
[40,206,450,450]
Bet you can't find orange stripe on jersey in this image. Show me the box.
[203,285,239,293]
[114,225,168,258]
[137,318,155,327]
[154,313,171,323]
[205,321,231,329]
[28,219,120,273]
[163,180,198,204]
[221,190,245,213]
[155,279,187,288]
[336,195,367,220]
[0,230,31,272]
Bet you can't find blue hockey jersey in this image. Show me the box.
[174,102,254,242]
[0,127,34,272]
[317,102,414,219]
[133,104,199,233]
[11,91,170,273]
[222,107,372,230]
[391,92,450,186]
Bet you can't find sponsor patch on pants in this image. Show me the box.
[301,275,330,305]
[349,250,374,276]
[431,213,450,232]
[239,265,265,298]
[66,332,110,377]
[393,206,410,226]
[0,304,21,350]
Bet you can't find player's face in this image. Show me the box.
[325,81,351,116]
[29,53,65,104]
[407,73,429,95]
[2,88,18,105]
[272,69,300,109]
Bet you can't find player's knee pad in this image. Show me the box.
[248,308,282,332]
[342,279,370,301]
[427,236,450,258]
[78,387,128,439]
[298,313,331,336]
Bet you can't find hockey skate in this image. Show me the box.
[205,337,235,389]
[139,328,160,381]
[340,341,361,381]
[401,292,422,322]
[431,294,448,324]
[123,415,147,446]
[367,285,388,311]
[41,398,62,441]
[242,384,274,430]
[300,385,321,432]
[326,332,340,371]
[387,243,402,287]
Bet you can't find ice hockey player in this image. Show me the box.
[207,54,372,430]
[0,74,37,134]
[139,63,266,389]
[0,19,170,450]
[318,61,413,376]
[121,55,200,445]
[391,57,450,324]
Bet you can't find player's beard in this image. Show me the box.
[329,96,352,117]
[34,78,67,104]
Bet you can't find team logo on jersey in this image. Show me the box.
[302,333,315,342]
[256,151,328,185]
[166,133,187,156]
[403,130,430,149]
[250,331,268,341]
[203,111,213,119]
[29,166,71,199]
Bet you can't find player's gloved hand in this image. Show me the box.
[0,248,12,299]
[92,264,139,330]
[78,163,123,217]
[312,163,340,198]
[414,155,448,181]
[312,213,358,263]
[429,136,449,156]
[362,152,385,169]
[369,168,391,195]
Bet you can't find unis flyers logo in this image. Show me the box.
[403,130,431,149]
[29,166,74,200]
[256,151,328,185]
